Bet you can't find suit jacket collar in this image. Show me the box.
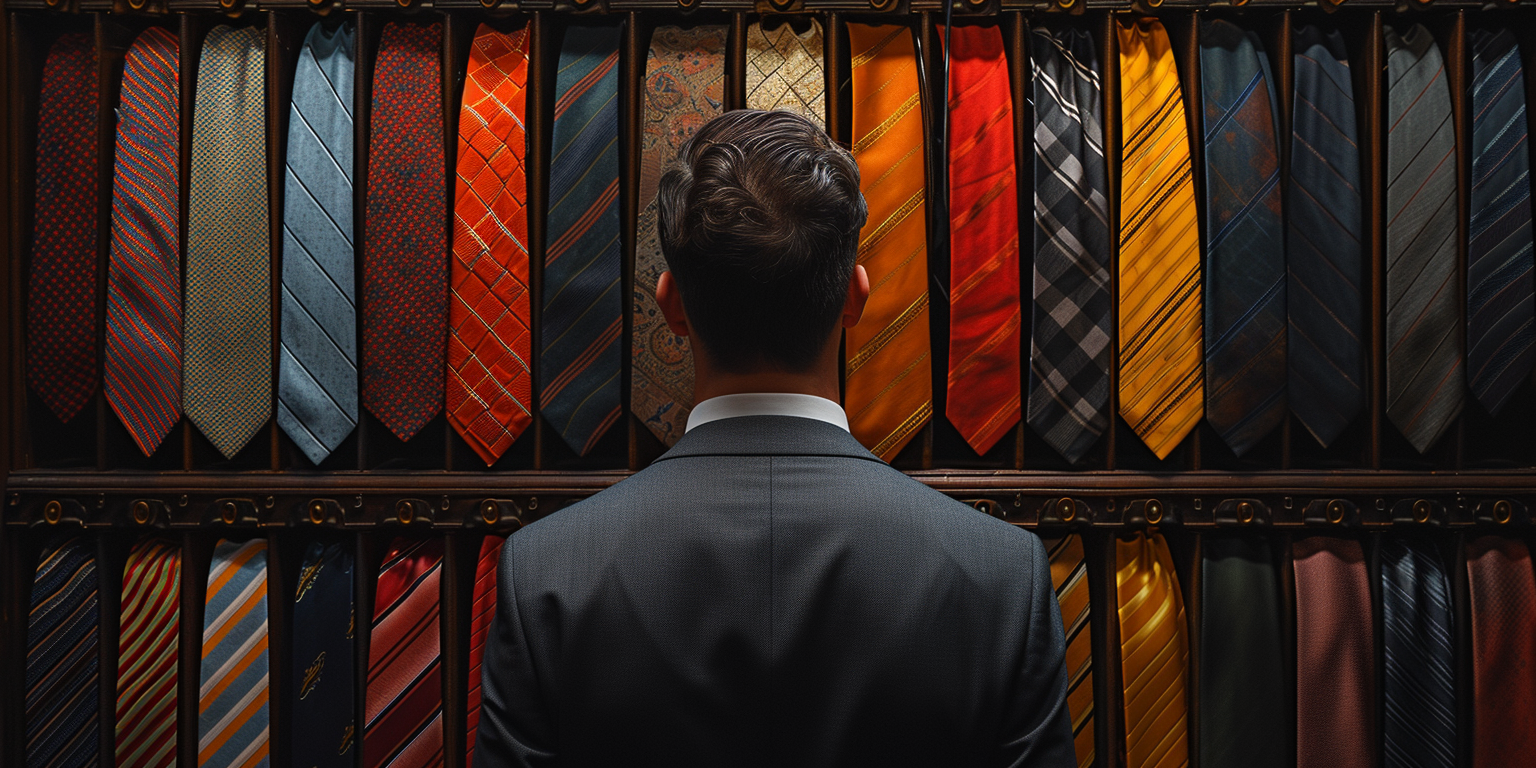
[655,415,885,463]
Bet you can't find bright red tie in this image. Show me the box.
[1467,536,1536,768]
[465,534,506,765]
[365,538,444,768]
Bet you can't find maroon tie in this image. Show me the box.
[1467,536,1536,768]
[465,534,505,765]
[1292,536,1376,768]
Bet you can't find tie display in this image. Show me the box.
[945,24,1021,457]
[26,536,100,768]
[1292,536,1375,768]
[1382,535,1456,768]
[466,534,507,766]
[631,25,726,446]
[279,21,358,466]
[1199,536,1284,768]
[292,540,356,767]
[1116,531,1188,768]
[28,32,98,425]
[186,25,271,460]
[198,538,271,768]
[364,22,447,443]
[1385,24,1462,454]
[117,538,181,768]
[1046,534,1094,768]
[1467,28,1534,416]
[1028,27,1111,465]
[1117,18,1203,461]
[1465,536,1536,768]
[745,19,825,127]
[1200,20,1286,457]
[366,537,445,768]
[1289,26,1364,448]
[846,23,932,461]
[542,25,623,457]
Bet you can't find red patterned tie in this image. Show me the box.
[450,25,532,465]
[465,534,506,766]
[1293,536,1375,768]
[1467,536,1536,768]
[116,538,181,768]
[365,537,444,768]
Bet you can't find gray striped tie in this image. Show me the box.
[278,21,357,465]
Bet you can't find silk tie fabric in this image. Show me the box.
[365,538,445,768]
[117,538,181,768]
[1118,18,1202,460]
[1382,535,1456,768]
[1292,536,1375,768]
[1028,27,1110,465]
[542,25,623,456]
[1466,536,1536,768]
[26,536,100,768]
[1289,26,1364,448]
[365,22,446,444]
[186,25,271,460]
[1467,29,1534,416]
[745,20,825,127]
[105,27,182,458]
[198,538,270,768]
[1116,531,1187,768]
[1385,24,1463,454]
[847,23,931,461]
[28,32,98,425]
[1200,536,1285,768]
[1200,21,1286,457]
[466,534,506,766]
[292,540,356,767]
[631,25,725,446]
[945,24,1021,456]
[279,21,358,466]
[1046,534,1094,768]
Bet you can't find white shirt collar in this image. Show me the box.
[685,393,850,433]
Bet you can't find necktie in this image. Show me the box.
[279,21,358,466]
[292,540,356,767]
[1465,536,1536,768]
[365,538,445,768]
[1467,29,1534,416]
[198,538,271,768]
[105,27,182,458]
[28,32,98,425]
[1381,535,1456,768]
[542,25,623,457]
[1199,535,1284,768]
[1115,531,1187,768]
[945,24,1021,456]
[631,25,725,446]
[1292,536,1375,768]
[25,536,100,768]
[745,20,825,127]
[1027,27,1111,464]
[117,538,181,768]
[1385,24,1463,454]
[1200,21,1286,457]
[1289,26,1364,448]
[466,534,506,766]
[364,22,447,443]
[846,23,931,461]
[1046,534,1094,768]
[1117,18,1202,460]
[185,25,271,460]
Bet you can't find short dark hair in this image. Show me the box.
[657,109,867,373]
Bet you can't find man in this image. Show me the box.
[474,109,1074,767]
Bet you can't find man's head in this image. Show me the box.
[655,109,869,375]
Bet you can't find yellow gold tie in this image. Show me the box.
[1117,532,1189,768]
[1050,534,1096,768]
[1117,18,1202,460]
[846,23,931,461]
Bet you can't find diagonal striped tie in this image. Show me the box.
[1200,535,1285,767]
[745,19,825,128]
[279,21,358,466]
[26,536,100,768]
[465,534,506,766]
[1381,536,1456,768]
[1027,26,1111,465]
[1117,18,1203,461]
[542,24,623,457]
[292,540,356,767]
[1288,25,1364,448]
[1046,534,1094,768]
[1116,531,1188,768]
[117,538,181,768]
[365,538,445,768]
[1467,28,1534,416]
[198,538,271,768]
[1385,24,1463,455]
[846,23,931,461]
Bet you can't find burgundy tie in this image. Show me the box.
[1292,536,1376,768]
[1466,536,1536,768]
[465,534,505,765]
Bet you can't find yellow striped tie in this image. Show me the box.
[1117,17,1202,460]
[1049,535,1096,768]
[1117,532,1189,768]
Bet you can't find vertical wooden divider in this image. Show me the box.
[95,14,115,472]
[828,11,846,406]
[728,11,745,110]
[179,14,202,473]
[267,527,292,768]
[1451,530,1472,768]
[1275,11,1294,472]
[917,12,936,471]
[1102,11,1119,473]
[529,12,549,472]
[1008,11,1028,471]
[443,12,459,472]
[1366,529,1385,764]
[354,530,380,768]
[179,531,210,768]
[8,13,34,471]
[355,10,372,473]
[1275,531,1298,768]
[1178,12,1201,473]
[1366,11,1384,470]
[1094,527,1126,768]
[0,5,12,481]
[623,13,641,471]
[1183,531,1202,768]
[1448,10,1468,474]
[0,529,25,768]
[95,532,119,765]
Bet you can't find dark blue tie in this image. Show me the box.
[1382,535,1457,768]
[1200,20,1286,457]
[26,536,100,768]
[1289,25,1364,448]
[292,540,356,766]
[1468,28,1534,416]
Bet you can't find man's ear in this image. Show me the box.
[842,265,871,329]
[656,271,691,338]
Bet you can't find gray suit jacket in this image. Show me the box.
[474,415,1074,767]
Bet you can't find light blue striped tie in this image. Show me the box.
[1382,535,1457,768]
[199,538,271,768]
[279,21,357,465]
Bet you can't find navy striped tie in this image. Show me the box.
[1382,536,1457,768]
[1288,25,1364,448]
[542,25,623,456]
[26,536,101,768]
[1467,28,1534,416]
[292,540,356,766]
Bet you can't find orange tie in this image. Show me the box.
[1117,532,1189,768]
[846,23,932,461]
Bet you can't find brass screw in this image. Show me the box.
[220,502,238,525]
[1494,500,1514,525]
[43,500,62,525]
[1237,502,1255,525]
[1327,500,1347,525]
[132,501,152,525]
[481,501,499,526]
[396,501,414,526]
[528,497,539,511]
[309,502,326,526]
[1412,499,1432,524]
[1145,500,1163,525]
[1057,498,1076,523]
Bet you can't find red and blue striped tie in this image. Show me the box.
[26,536,101,768]
[117,537,182,768]
[466,534,506,764]
[366,538,445,768]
